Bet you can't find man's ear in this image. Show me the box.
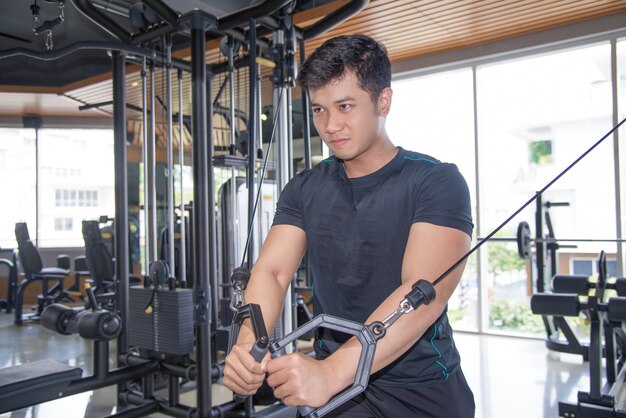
[377,87,393,116]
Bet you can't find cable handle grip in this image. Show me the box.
[249,337,269,361]
[229,303,270,403]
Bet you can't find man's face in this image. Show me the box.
[309,71,391,162]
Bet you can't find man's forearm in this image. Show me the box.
[236,265,290,344]
[323,257,466,395]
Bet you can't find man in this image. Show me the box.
[223,34,475,417]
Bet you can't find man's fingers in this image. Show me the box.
[232,345,265,375]
[265,352,294,374]
[266,366,290,391]
[222,375,255,396]
[223,364,264,394]
[260,352,271,372]
[223,345,267,394]
[225,355,264,385]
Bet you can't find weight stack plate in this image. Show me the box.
[129,287,194,355]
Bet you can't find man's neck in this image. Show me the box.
[343,139,397,179]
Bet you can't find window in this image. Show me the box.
[54,218,73,231]
[38,129,114,247]
[572,258,617,278]
[0,129,36,248]
[55,189,98,207]
[388,38,625,336]
[618,40,626,264]
[389,68,478,331]
[478,43,614,335]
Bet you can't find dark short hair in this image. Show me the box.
[296,34,391,104]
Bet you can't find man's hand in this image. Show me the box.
[266,353,340,407]
[223,343,269,396]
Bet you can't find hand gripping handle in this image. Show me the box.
[230,303,270,403]
[233,338,269,403]
[268,280,436,417]
[269,314,378,418]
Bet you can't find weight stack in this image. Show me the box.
[129,287,194,355]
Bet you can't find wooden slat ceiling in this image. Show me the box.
[0,91,104,118]
[311,0,626,62]
[2,0,626,126]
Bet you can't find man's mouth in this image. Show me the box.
[330,138,349,146]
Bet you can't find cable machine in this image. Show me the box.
[0,1,369,417]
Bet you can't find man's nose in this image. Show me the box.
[324,111,343,134]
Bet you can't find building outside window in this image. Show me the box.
[54,218,73,232]
[38,129,114,247]
[0,128,36,249]
[0,128,115,248]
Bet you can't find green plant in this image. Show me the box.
[488,243,525,276]
[529,139,553,164]
[489,299,544,332]
[448,307,467,323]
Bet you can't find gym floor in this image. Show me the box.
[0,310,621,418]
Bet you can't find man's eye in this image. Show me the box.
[339,104,351,110]
[312,107,323,113]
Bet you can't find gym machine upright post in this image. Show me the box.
[531,197,588,358]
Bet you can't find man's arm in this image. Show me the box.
[266,222,471,407]
[223,224,306,396]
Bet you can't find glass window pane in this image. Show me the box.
[38,129,114,247]
[388,68,477,330]
[0,128,36,248]
[618,39,626,276]
[478,42,614,335]
[572,259,593,276]
[607,260,617,278]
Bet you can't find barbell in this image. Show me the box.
[478,221,626,260]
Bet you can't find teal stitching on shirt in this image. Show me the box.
[311,282,323,349]
[320,157,336,163]
[430,323,449,380]
[403,156,438,164]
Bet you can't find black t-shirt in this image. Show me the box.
[273,147,473,387]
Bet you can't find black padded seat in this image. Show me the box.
[0,252,17,313]
[82,220,116,296]
[39,267,72,276]
[0,359,82,413]
[14,223,71,324]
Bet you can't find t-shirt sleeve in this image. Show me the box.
[413,163,473,236]
[272,174,305,230]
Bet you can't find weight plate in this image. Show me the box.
[516,221,531,260]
